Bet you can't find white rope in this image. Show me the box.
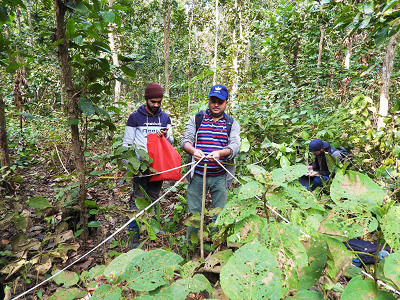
[214,159,400,296]
[12,160,202,300]
[136,161,195,178]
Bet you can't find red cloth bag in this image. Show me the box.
[147,133,182,182]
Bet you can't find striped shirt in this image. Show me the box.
[195,110,228,176]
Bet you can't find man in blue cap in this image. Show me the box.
[299,139,342,191]
[181,84,241,240]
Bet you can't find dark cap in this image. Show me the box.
[309,139,330,152]
[144,82,163,100]
[208,84,229,100]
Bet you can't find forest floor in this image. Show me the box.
[1,151,211,299]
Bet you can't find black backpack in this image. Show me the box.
[329,146,351,161]
[194,110,234,137]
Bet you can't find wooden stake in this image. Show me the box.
[200,164,207,259]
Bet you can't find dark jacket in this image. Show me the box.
[311,146,342,176]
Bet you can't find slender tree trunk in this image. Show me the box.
[187,4,194,112]
[344,37,352,69]
[316,26,324,88]
[213,0,219,85]
[0,95,11,169]
[231,0,240,105]
[26,0,34,46]
[108,0,121,104]
[54,0,88,237]
[377,31,399,131]
[163,1,171,96]
[291,36,300,81]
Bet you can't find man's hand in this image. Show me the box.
[193,149,205,161]
[206,150,222,162]
[310,171,320,177]
[307,165,313,171]
[157,128,168,137]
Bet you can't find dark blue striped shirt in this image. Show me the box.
[195,110,228,176]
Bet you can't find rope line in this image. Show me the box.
[214,159,400,296]
[137,162,195,178]
[12,160,202,300]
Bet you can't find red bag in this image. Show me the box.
[147,133,182,182]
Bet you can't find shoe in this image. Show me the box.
[129,236,140,249]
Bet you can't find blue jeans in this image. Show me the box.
[128,171,162,239]
[186,174,227,239]
[299,175,329,191]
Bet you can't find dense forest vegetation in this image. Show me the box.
[1,0,400,299]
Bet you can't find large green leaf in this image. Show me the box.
[48,288,83,300]
[100,11,115,23]
[238,181,265,200]
[134,274,212,300]
[259,222,308,291]
[270,165,308,186]
[203,250,233,273]
[104,249,143,283]
[381,205,400,252]
[319,208,378,241]
[215,196,261,226]
[241,137,251,152]
[247,165,268,183]
[81,265,106,283]
[91,284,121,300]
[27,196,53,212]
[325,237,353,283]
[227,214,267,244]
[284,290,324,300]
[220,239,282,300]
[383,253,400,289]
[124,249,183,292]
[52,269,80,287]
[341,275,397,300]
[281,184,324,211]
[298,236,328,290]
[330,171,385,208]
[79,97,96,116]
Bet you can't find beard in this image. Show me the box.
[147,104,158,114]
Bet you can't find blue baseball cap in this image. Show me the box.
[309,139,330,152]
[208,84,229,100]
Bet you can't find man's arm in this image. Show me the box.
[183,142,205,161]
[122,125,137,148]
[181,115,205,161]
[225,120,241,160]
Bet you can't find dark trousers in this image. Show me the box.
[299,175,329,191]
[128,170,163,239]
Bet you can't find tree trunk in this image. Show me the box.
[187,3,194,112]
[108,0,121,104]
[316,26,324,88]
[213,0,219,85]
[26,0,34,46]
[231,0,239,104]
[344,37,352,69]
[291,36,300,81]
[0,94,11,169]
[163,1,171,96]
[54,0,88,237]
[377,31,400,131]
